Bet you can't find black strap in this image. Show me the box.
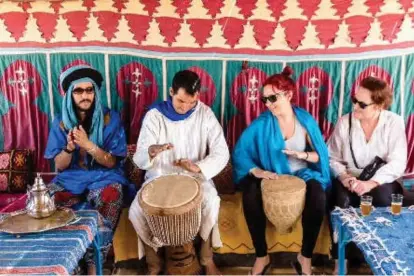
[348,113,361,169]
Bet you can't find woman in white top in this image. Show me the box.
[328,76,407,274]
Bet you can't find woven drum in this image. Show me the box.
[261,175,306,233]
[139,174,202,246]
[165,242,201,275]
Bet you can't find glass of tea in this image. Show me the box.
[360,195,373,216]
[391,194,403,215]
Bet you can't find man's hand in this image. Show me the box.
[353,180,378,196]
[66,130,76,151]
[148,143,173,158]
[73,126,93,150]
[251,168,278,180]
[173,158,201,173]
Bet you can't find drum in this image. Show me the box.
[139,174,203,246]
[165,242,201,275]
[261,175,306,233]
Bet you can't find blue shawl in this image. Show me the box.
[232,106,331,190]
[149,96,197,121]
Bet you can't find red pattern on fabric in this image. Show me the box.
[156,17,183,45]
[50,1,63,13]
[202,0,224,18]
[281,19,307,50]
[312,19,341,48]
[267,0,287,21]
[61,225,94,241]
[54,191,78,205]
[218,17,246,48]
[298,0,321,19]
[18,2,31,12]
[331,0,352,18]
[236,0,257,19]
[0,265,68,275]
[33,13,59,42]
[62,11,89,41]
[172,0,191,18]
[365,0,384,16]
[94,12,121,41]
[227,67,267,149]
[187,19,214,47]
[116,62,158,144]
[399,0,414,12]
[378,14,405,42]
[113,0,127,12]
[345,16,374,46]
[0,61,50,172]
[101,186,120,203]
[83,0,95,11]
[124,14,151,44]
[142,1,160,16]
[0,12,29,41]
[295,66,336,139]
[188,66,216,107]
[251,20,277,49]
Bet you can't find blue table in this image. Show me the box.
[0,210,102,275]
[331,207,414,275]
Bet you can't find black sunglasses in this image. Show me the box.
[73,87,94,95]
[260,94,278,104]
[351,96,374,109]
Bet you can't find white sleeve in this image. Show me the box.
[195,111,230,180]
[371,116,407,185]
[327,116,348,177]
[132,111,159,170]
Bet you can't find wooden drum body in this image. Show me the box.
[261,175,306,233]
[139,174,203,246]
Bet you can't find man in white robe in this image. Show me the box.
[129,70,229,275]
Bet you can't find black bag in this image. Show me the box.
[348,113,386,181]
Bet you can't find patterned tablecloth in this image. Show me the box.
[0,210,100,275]
[331,207,414,275]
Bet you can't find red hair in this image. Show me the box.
[262,66,296,95]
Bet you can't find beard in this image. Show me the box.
[75,100,93,112]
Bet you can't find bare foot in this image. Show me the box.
[205,260,222,275]
[297,254,312,275]
[250,255,270,275]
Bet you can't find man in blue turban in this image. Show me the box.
[44,65,128,274]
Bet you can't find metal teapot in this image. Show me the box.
[26,173,56,218]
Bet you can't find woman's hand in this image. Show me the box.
[251,168,278,180]
[282,149,308,160]
[352,180,379,196]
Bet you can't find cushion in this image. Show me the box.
[212,161,236,195]
[124,145,144,191]
[0,149,34,193]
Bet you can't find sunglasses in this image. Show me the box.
[260,93,283,104]
[73,87,94,95]
[351,96,374,109]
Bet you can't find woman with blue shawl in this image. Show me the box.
[233,67,331,275]
[44,65,128,275]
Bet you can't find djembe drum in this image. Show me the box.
[139,174,203,275]
[261,175,306,233]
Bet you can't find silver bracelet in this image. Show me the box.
[87,144,98,155]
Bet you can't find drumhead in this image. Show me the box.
[261,175,306,193]
[141,175,200,208]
